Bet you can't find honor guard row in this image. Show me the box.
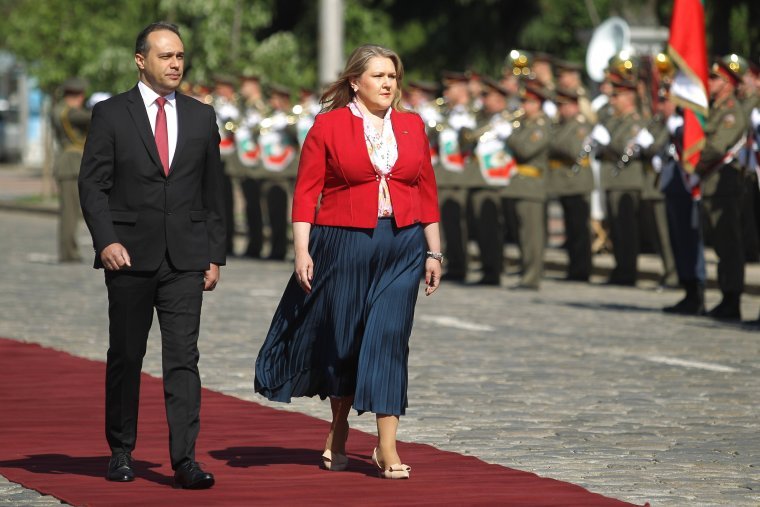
[402,49,759,318]
[194,73,320,259]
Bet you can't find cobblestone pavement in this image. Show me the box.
[1,211,759,506]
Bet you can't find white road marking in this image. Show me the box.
[644,355,739,373]
[418,315,496,332]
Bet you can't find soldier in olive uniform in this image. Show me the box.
[732,55,760,263]
[593,73,649,286]
[212,73,241,255]
[502,80,551,289]
[548,86,594,281]
[436,71,476,281]
[696,59,749,320]
[405,80,442,130]
[555,60,596,123]
[258,84,300,260]
[237,73,269,258]
[51,78,91,262]
[640,90,678,287]
[589,70,616,255]
[459,77,518,285]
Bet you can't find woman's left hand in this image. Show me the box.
[424,258,441,296]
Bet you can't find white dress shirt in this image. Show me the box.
[138,81,178,167]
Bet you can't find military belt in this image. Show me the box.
[548,160,565,170]
[516,165,542,178]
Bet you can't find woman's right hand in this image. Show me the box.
[294,251,314,294]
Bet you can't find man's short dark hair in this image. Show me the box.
[135,21,181,55]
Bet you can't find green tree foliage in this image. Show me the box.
[161,0,273,82]
[0,0,757,96]
[0,0,154,93]
[250,31,315,89]
[520,0,613,63]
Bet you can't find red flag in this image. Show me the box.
[667,0,708,173]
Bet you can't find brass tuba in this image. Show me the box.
[505,49,532,77]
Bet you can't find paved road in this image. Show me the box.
[1,210,759,506]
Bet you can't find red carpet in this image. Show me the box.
[0,337,643,506]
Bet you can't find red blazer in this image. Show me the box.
[292,107,439,228]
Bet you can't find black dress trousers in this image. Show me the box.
[104,255,204,469]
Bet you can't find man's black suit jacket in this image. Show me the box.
[79,85,226,271]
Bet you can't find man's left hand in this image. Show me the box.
[204,263,220,291]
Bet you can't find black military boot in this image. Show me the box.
[707,292,741,321]
[663,281,705,315]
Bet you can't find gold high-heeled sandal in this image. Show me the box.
[371,447,410,479]
[321,449,348,471]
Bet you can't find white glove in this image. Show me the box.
[590,124,611,146]
[634,128,654,149]
[667,115,684,135]
[494,122,513,140]
[217,103,239,121]
[269,112,289,129]
[751,108,760,130]
[651,155,663,173]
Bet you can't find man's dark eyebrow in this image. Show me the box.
[157,51,184,57]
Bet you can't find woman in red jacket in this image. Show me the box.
[255,44,441,479]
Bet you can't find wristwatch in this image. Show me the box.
[426,251,444,262]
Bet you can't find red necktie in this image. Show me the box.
[155,97,170,176]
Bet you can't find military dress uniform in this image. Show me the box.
[640,112,678,286]
[213,86,241,255]
[548,94,594,281]
[738,77,760,262]
[597,100,645,285]
[589,92,615,254]
[458,79,516,285]
[697,70,748,319]
[257,86,300,260]
[502,85,551,289]
[51,79,91,262]
[435,74,476,281]
[234,96,268,258]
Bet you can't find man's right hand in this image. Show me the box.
[100,243,132,271]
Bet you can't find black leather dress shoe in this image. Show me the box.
[707,302,741,321]
[106,452,135,482]
[173,461,215,490]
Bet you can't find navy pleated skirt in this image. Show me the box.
[254,218,425,416]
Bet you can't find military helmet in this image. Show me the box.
[722,54,748,78]
[269,83,292,98]
[61,77,87,95]
[554,86,580,104]
[481,76,509,97]
[710,54,747,86]
[520,79,550,102]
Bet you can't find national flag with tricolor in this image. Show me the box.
[667,0,709,175]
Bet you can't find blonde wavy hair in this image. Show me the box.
[320,44,406,113]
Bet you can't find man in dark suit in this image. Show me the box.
[79,22,225,489]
